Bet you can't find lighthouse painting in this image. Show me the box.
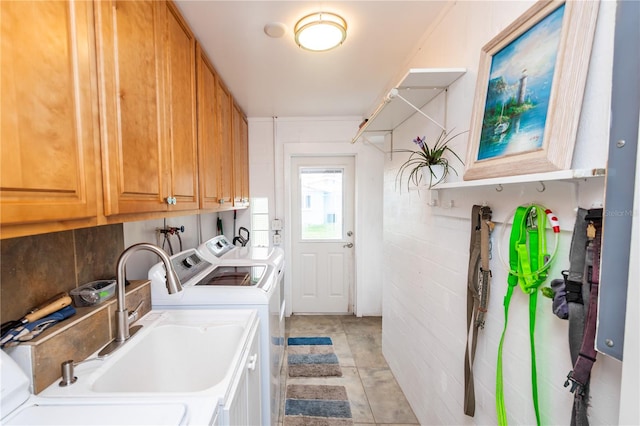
[476,4,565,161]
[464,0,599,181]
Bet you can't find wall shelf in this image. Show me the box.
[413,168,607,224]
[432,168,606,190]
[351,68,466,144]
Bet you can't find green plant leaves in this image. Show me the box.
[394,129,467,190]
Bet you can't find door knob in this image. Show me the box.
[343,243,354,248]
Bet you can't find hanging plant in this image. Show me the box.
[395,129,466,190]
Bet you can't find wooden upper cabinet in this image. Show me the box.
[95,0,197,216]
[233,103,250,207]
[196,45,222,209]
[0,1,99,225]
[239,113,249,205]
[216,78,234,206]
[1,0,249,232]
[95,0,166,215]
[165,1,198,211]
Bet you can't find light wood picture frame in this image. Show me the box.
[463,0,600,181]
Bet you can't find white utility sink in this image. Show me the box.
[39,309,258,401]
[31,309,259,425]
[92,323,245,393]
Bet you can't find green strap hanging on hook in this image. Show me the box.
[496,205,549,426]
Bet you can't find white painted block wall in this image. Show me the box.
[382,1,624,425]
[248,117,385,317]
[122,211,243,279]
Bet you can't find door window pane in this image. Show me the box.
[300,168,343,240]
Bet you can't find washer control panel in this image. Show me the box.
[204,235,234,258]
[170,250,211,283]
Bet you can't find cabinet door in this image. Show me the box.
[196,45,223,209]
[232,104,250,208]
[245,334,262,426]
[216,79,233,206]
[210,408,220,426]
[226,364,249,425]
[223,325,261,425]
[95,0,168,215]
[240,114,250,206]
[1,1,98,225]
[165,2,198,211]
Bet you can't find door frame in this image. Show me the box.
[283,143,360,316]
[289,155,355,314]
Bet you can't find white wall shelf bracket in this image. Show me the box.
[361,134,388,155]
[388,89,447,132]
[351,68,466,144]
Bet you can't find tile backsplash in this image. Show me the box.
[0,224,124,324]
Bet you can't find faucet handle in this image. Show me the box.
[128,300,144,323]
[59,360,77,386]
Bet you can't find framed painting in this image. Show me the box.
[463,0,600,181]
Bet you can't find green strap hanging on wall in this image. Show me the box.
[496,205,550,426]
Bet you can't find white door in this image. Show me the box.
[290,156,355,313]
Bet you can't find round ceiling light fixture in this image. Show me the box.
[294,12,347,52]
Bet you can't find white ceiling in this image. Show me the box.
[174,1,449,118]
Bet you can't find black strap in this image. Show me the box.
[565,280,584,304]
[565,208,603,426]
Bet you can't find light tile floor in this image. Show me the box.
[279,315,419,426]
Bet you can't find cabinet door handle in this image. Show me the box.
[247,354,258,371]
[165,196,177,205]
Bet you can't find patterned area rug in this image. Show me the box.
[287,337,342,377]
[284,384,353,426]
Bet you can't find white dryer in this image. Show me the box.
[199,235,284,271]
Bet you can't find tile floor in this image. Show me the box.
[279,315,419,426]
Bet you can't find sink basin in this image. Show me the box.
[35,309,259,426]
[92,323,245,393]
[38,309,257,398]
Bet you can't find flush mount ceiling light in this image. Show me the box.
[294,12,347,52]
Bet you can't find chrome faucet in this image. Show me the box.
[99,243,182,357]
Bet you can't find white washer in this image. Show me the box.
[198,236,285,330]
[148,242,283,426]
[198,236,285,336]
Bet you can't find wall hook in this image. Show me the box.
[495,184,504,192]
[537,181,546,192]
